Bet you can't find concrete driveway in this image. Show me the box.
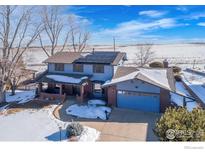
[81,121,148,141]
[54,97,161,141]
[81,108,160,141]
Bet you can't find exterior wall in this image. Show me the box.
[48,63,114,82]
[160,88,171,112]
[107,86,117,107]
[116,79,160,94]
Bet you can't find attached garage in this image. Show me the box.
[102,66,176,113]
[117,90,160,112]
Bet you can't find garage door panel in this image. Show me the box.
[117,94,160,112]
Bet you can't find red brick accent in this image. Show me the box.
[107,86,117,107]
[84,80,93,97]
[160,88,171,112]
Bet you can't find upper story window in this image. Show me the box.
[93,64,104,73]
[54,63,64,71]
[73,64,83,72]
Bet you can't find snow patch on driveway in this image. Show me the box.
[66,104,111,120]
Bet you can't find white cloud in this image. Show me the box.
[197,22,205,26]
[187,12,205,20]
[176,6,188,12]
[139,10,166,18]
[91,18,179,44]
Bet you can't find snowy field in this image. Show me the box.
[0,105,100,141]
[24,44,205,72]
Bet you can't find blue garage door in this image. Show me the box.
[117,92,160,112]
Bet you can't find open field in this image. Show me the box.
[23,43,205,72]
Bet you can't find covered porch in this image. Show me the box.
[36,73,93,103]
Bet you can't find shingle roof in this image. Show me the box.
[103,66,176,92]
[43,51,126,65]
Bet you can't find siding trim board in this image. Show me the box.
[117,90,159,97]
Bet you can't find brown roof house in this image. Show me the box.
[36,51,180,113]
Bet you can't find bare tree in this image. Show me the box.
[0,6,41,103]
[8,57,33,95]
[39,6,69,57]
[68,15,90,52]
[135,43,155,67]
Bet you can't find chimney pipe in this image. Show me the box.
[163,59,169,68]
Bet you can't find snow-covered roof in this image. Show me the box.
[37,72,91,85]
[46,75,88,84]
[103,66,176,92]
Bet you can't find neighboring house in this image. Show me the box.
[36,51,181,113]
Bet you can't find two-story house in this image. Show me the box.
[36,51,189,113]
[36,51,127,102]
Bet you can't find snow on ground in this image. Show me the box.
[66,104,111,120]
[88,99,106,106]
[78,126,100,142]
[46,75,88,84]
[23,44,205,72]
[183,72,205,104]
[6,90,36,104]
[0,105,100,141]
[171,82,198,111]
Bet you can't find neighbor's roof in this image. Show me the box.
[103,66,176,92]
[43,51,126,65]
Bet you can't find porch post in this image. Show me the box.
[59,84,63,95]
[80,85,84,97]
[38,83,42,95]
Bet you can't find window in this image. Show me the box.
[93,64,104,73]
[73,64,83,72]
[54,63,64,71]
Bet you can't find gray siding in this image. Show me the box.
[116,79,160,93]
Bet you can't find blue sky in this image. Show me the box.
[64,5,205,45]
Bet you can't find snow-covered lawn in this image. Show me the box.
[66,104,111,120]
[171,82,198,111]
[6,90,36,104]
[0,105,100,141]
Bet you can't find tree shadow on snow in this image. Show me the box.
[45,129,67,141]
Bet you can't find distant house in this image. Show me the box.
[36,51,178,113]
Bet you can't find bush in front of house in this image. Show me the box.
[172,66,182,73]
[66,122,84,138]
[153,107,205,141]
[149,61,164,68]
[174,74,182,81]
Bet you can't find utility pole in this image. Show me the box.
[113,37,116,51]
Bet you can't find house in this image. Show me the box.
[102,66,176,112]
[36,51,126,102]
[36,51,178,113]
